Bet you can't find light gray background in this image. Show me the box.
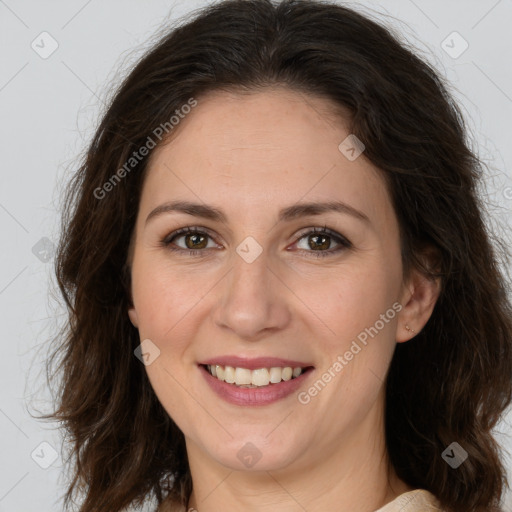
[1,0,511,510]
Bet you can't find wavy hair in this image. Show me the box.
[41,1,512,511]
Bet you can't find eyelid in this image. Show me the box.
[161,227,220,256]
[162,224,352,256]
[162,226,220,246]
[290,226,352,255]
[293,225,350,244]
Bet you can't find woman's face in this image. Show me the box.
[128,88,414,473]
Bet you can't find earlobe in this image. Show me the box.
[396,271,441,343]
[128,307,139,328]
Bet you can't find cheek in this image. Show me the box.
[319,261,400,346]
[308,257,400,407]
[131,257,204,341]
[131,260,201,423]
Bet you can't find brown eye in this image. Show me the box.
[162,227,218,255]
[162,225,351,258]
[182,232,208,250]
[306,233,331,250]
[293,226,352,258]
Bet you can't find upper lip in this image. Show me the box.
[199,355,314,370]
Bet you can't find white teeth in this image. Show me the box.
[282,367,293,381]
[252,368,270,386]
[216,365,225,381]
[205,365,306,387]
[235,367,252,385]
[224,366,235,383]
[269,367,282,383]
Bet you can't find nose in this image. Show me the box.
[212,247,292,342]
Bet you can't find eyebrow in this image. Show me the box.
[145,199,370,225]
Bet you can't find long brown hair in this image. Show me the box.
[39,1,512,510]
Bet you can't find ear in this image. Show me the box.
[128,306,139,328]
[396,264,441,343]
[123,245,138,328]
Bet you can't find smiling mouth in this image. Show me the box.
[201,364,314,388]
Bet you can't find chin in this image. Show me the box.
[202,431,306,472]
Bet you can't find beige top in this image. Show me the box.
[166,489,442,511]
[375,489,442,511]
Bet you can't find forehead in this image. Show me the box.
[140,88,394,231]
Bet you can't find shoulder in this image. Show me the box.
[375,489,443,512]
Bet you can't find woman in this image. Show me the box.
[43,1,512,511]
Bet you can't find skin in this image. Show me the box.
[127,87,441,512]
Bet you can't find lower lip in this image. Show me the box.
[199,365,314,406]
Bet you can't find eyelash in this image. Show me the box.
[161,225,352,258]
